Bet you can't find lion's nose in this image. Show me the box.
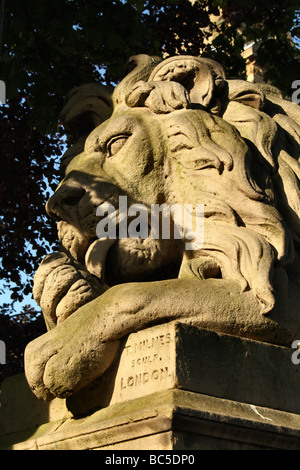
[46,184,86,221]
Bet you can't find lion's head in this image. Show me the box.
[38,54,300,330]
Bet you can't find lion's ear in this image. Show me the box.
[223,93,278,172]
[61,83,113,136]
[227,80,265,110]
[59,83,114,173]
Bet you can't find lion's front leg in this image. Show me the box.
[25,280,150,400]
[25,277,266,401]
[24,280,156,400]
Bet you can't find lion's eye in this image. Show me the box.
[106,135,129,157]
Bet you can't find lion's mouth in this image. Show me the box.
[57,219,181,289]
[57,221,116,286]
[57,220,158,288]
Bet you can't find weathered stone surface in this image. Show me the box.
[2,323,300,450]
[7,389,300,450]
[67,322,300,416]
[0,373,71,449]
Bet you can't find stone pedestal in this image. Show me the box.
[1,321,300,450]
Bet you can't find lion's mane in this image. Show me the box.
[110,55,300,315]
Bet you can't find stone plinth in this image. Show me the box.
[1,321,300,450]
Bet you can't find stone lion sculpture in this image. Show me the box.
[25,54,300,401]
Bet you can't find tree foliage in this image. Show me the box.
[219,0,300,94]
[145,0,247,79]
[0,0,299,381]
[0,304,46,383]
[0,97,62,303]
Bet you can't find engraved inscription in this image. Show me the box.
[124,333,171,357]
[117,331,174,394]
[131,353,160,368]
[120,367,170,390]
